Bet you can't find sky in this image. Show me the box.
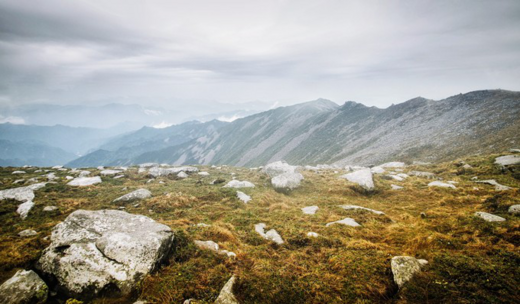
[0,0,519,110]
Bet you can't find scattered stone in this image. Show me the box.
[475,212,506,222]
[387,174,404,181]
[255,223,284,245]
[0,183,46,203]
[463,164,472,169]
[420,212,427,218]
[194,240,236,258]
[391,184,403,190]
[67,176,102,186]
[113,189,152,203]
[18,229,37,237]
[17,202,35,220]
[65,176,74,180]
[271,172,304,191]
[97,166,105,170]
[495,155,520,166]
[379,162,406,168]
[46,173,57,181]
[196,223,211,227]
[236,191,251,203]
[302,206,319,215]
[391,256,428,288]
[79,170,91,177]
[37,210,174,299]
[508,204,520,214]
[428,181,456,189]
[263,161,297,177]
[307,232,319,238]
[0,270,48,304]
[43,206,58,212]
[198,171,210,176]
[114,175,125,179]
[12,171,26,174]
[148,166,198,177]
[409,171,436,178]
[340,168,374,190]
[339,205,385,215]
[475,180,512,191]
[52,165,64,169]
[510,148,520,153]
[370,166,385,174]
[100,169,123,176]
[215,275,239,304]
[223,180,255,188]
[326,218,361,227]
[177,171,188,178]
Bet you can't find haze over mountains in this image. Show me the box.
[2,89,515,168]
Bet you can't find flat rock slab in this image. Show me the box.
[475,180,512,191]
[475,212,506,222]
[302,206,319,215]
[0,182,47,203]
[255,223,284,245]
[326,217,361,227]
[0,270,48,304]
[236,191,251,203]
[340,168,374,190]
[67,176,102,186]
[495,155,520,166]
[391,256,428,288]
[379,162,406,168]
[339,205,385,215]
[223,180,255,188]
[113,189,152,203]
[37,210,174,299]
[428,181,456,189]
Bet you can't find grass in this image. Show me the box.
[0,152,518,303]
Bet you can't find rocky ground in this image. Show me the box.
[0,152,519,303]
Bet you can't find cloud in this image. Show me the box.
[0,115,25,124]
[0,0,519,109]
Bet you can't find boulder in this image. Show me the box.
[148,166,198,177]
[428,181,456,189]
[391,256,428,288]
[339,205,384,215]
[113,189,152,203]
[340,168,374,190]
[0,270,48,304]
[495,155,520,166]
[271,172,304,191]
[215,276,239,304]
[67,176,102,187]
[223,180,255,188]
[262,161,297,177]
[254,223,284,245]
[37,210,174,299]
[475,212,506,222]
[100,170,122,176]
[177,171,188,179]
[0,183,47,203]
[326,217,361,227]
[301,206,319,215]
[17,202,34,220]
[508,204,520,215]
[79,170,91,177]
[236,191,251,203]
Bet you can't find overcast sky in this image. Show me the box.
[1,0,519,109]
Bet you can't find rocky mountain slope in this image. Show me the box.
[108,90,520,167]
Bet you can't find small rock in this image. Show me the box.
[18,229,37,237]
[17,201,34,220]
[12,171,26,174]
[255,223,284,245]
[223,180,255,188]
[475,212,506,222]
[391,184,403,190]
[67,176,102,186]
[508,204,520,215]
[43,206,58,212]
[428,181,456,189]
[0,270,48,304]
[475,180,512,191]
[301,206,319,215]
[339,205,384,215]
[198,171,210,176]
[307,232,319,238]
[113,189,152,203]
[236,191,251,203]
[420,212,427,218]
[177,171,188,178]
[215,275,239,304]
[326,218,361,227]
[391,256,428,288]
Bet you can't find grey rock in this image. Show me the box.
[301,206,319,215]
[475,212,506,222]
[0,270,48,304]
[475,179,512,191]
[508,204,520,214]
[215,275,238,304]
[18,229,37,237]
[37,210,174,299]
[409,171,436,178]
[428,181,456,189]
[326,217,361,227]
[100,169,123,176]
[495,155,520,166]
[339,205,384,215]
[255,223,284,245]
[223,180,255,188]
[263,161,297,177]
[113,189,152,203]
[391,184,403,190]
[271,172,304,191]
[43,206,58,212]
[340,168,374,190]
[391,256,428,288]
[67,176,102,186]
[236,191,251,203]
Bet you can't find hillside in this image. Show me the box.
[91,90,520,167]
[0,140,76,167]
[0,151,518,303]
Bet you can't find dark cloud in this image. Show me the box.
[0,0,519,109]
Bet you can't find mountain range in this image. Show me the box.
[66,89,520,168]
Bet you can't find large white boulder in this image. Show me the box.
[37,210,174,299]
[340,168,375,190]
[262,161,297,177]
[271,172,304,191]
[391,256,428,288]
[223,180,255,188]
[0,270,48,304]
[113,189,152,203]
[67,176,102,186]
